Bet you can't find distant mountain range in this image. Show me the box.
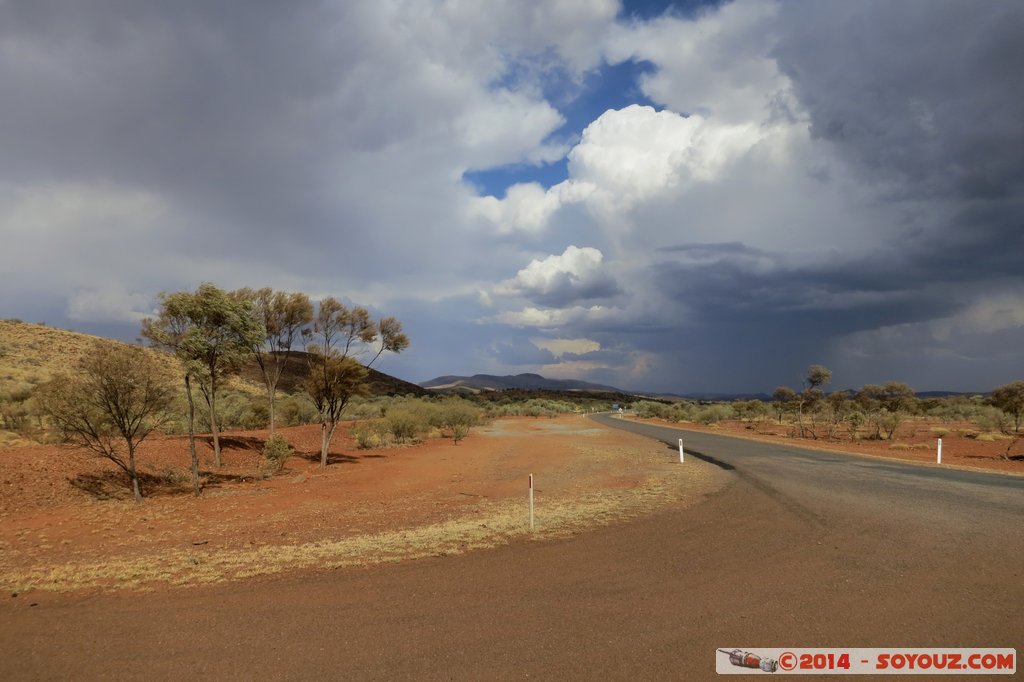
[419,373,625,394]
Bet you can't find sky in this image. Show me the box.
[1,0,1022,394]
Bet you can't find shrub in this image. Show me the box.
[277,392,319,426]
[345,397,388,421]
[695,404,734,425]
[435,399,483,444]
[351,420,389,449]
[974,406,1010,434]
[930,427,949,438]
[848,411,865,439]
[262,433,293,476]
[385,408,430,443]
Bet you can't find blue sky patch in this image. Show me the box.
[464,59,658,198]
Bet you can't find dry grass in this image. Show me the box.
[0,320,180,393]
[0,320,261,418]
[0,461,711,594]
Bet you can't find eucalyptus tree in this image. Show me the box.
[142,283,265,485]
[990,380,1024,433]
[37,343,174,502]
[797,365,831,437]
[235,288,313,434]
[304,298,409,467]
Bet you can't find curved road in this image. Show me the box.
[592,413,1024,540]
[1,416,1021,680]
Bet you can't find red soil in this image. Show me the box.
[0,416,690,590]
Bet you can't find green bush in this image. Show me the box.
[974,406,1010,434]
[277,392,319,426]
[216,390,268,430]
[351,420,389,449]
[0,384,34,432]
[345,397,388,421]
[434,398,484,444]
[695,404,734,425]
[262,433,293,476]
[385,407,430,443]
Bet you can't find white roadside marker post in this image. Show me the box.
[937,438,943,464]
[678,438,685,463]
[529,474,534,530]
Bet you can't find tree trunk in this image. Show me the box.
[185,375,201,496]
[208,382,222,467]
[128,443,141,503]
[319,420,334,468]
[267,380,277,435]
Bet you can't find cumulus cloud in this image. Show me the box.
[472,104,766,233]
[606,0,791,124]
[495,245,621,306]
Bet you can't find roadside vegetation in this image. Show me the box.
[3,311,1023,503]
[631,365,1023,462]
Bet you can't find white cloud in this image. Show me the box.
[606,0,790,124]
[472,104,766,233]
[454,88,567,171]
[469,182,568,234]
[495,245,620,305]
[489,304,616,328]
[531,337,601,358]
[0,182,171,309]
[567,104,764,211]
[67,287,153,324]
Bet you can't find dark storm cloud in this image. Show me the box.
[490,340,557,366]
[773,1,1024,269]
[519,275,623,308]
[596,2,1024,392]
[654,245,958,334]
[775,2,1024,195]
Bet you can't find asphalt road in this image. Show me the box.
[591,413,1024,541]
[2,417,1021,680]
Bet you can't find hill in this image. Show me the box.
[0,320,426,399]
[421,372,624,394]
[0,320,183,396]
[238,351,429,397]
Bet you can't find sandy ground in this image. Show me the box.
[0,416,716,594]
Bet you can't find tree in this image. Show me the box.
[305,354,368,464]
[805,365,832,390]
[304,298,409,467]
[36,343,174,502]
[822,390,853,440]
[990,381,1024,433]
[879,381,917,414]
[797,365,831,438]
[235,288,313,434]
[857,381,915,440]
[142,283,265,480]
[772,386,797,423]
